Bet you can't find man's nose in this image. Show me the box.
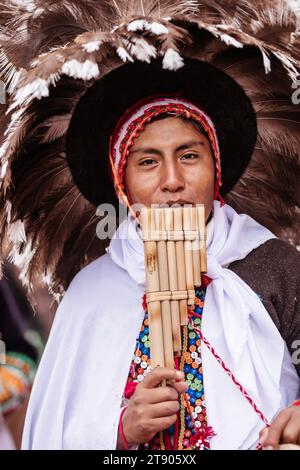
[160,162,185,193]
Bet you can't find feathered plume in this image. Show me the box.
[0,0,299,303]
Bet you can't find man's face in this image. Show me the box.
[124,116,215,221]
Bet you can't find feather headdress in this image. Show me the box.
[0,0,299,304]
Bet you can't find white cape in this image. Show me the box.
[22,202,299,449]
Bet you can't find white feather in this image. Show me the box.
[8,241,35,280]
[7,69,21,95]
[13,78,50,108]
[0,160,8,180]
[0,48,22,95]
[83,40,102,53]
[220,34,243,49]
[18,272,31,289]
[62,59,100,80]
[260,48,272,74]
[5,200,12,224]
[149,22,169,35]
[8,219,27,243]
[11,0,35,12]
[16,78,49,104]
[4,108,24,136]
[127,19,169,36]
[42,272,53,285]
[129,38,157,63]
[287,0,300,20]
[116,47,134,63]
[8,73,60,112]
[52,291,63,303]
[273,50,299,83]
[162,48,185,71]
[32,7,44,18]
[0,139,8,159]
[205,24,219,36]
[15,251,35,290]
[200,24,244,51]
[127,19,147,32]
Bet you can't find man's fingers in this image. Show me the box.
[141,367,184,389]
[140,385,179,404]
[149,414,178,433]
[259,427,269,445]
[278,443,300,450]
[281,417,300,444]
[170,380,189,395]
[262,410,292,449]
[149,400,180,418]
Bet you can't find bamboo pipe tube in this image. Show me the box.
[155,208,174,370]
[140,207,165,371]
[191,206,201,287]
[173,207,188,326]
[164,207,182,355]
[183,207,195,306]
[197,205,207,274]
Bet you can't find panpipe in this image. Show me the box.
[140,205,207,382]
[140,211,300,450]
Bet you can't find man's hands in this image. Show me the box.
[119,370,300,450]
[121,367,188,447]
[260,405,300,450]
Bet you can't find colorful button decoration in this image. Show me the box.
[126,285,214,450]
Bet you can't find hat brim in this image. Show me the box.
[66,58,257,207]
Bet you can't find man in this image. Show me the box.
[0,0,299,450]
[115,112,300,450]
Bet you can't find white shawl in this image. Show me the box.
[22,201,299,450]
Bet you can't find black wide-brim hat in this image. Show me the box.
[66,58,257,208]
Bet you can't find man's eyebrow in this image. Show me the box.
[129,140,205,155]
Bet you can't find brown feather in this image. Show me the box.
[0,0,299,300]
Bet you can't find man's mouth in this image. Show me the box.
[156,200,194,207]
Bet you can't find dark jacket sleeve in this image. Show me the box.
[229,238,300,377]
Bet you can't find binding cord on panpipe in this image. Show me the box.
[140,206,207,386]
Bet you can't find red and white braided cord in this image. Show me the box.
[192,321,270,427]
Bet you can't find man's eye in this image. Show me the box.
[139,159,157,166]
[181,153,198,160]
